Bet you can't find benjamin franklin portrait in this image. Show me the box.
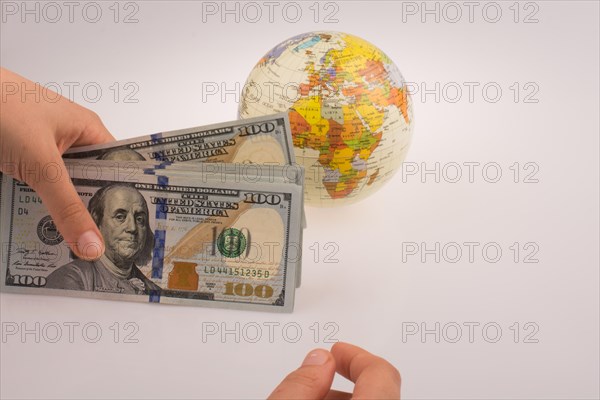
[45,184,160,295]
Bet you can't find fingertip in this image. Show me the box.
[91,112,116,143]
[94,120,116,144]
[302,348,333,366]
[73,230,105,261]
[331,341,347,350]
[99,124,116,143]
[27,159,105,261]
[73,110,116,146]
[331,341,357,356]
[329,342,401,399]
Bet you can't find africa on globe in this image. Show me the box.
[239,31,414,207]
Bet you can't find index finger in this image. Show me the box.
[331,342,401,400]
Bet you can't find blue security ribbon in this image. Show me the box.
[151,175,168,281]
[149,290,161,303]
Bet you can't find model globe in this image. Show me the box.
[239,31,414,206]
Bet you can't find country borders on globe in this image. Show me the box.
[240,31,414,207]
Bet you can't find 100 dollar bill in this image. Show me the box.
[1,163,302,312]
[63,112,307,233]
[63,113,295,165]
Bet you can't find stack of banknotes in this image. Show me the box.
[0,113,305,312]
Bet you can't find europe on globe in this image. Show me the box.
[239,31,414,207]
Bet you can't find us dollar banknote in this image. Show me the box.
[1,162,303,312]
[63,112,306,286]
[63,113,295,165]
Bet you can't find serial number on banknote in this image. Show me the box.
[203,266,271,279]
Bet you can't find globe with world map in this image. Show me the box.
[239,31,414,206]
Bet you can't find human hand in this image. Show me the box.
[268,342,401,400]
[0,68,115,259]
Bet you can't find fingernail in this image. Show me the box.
[77,230,104,260]
[302,349,329,366]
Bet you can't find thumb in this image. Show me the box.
[268,349,336,400]
[28,153,105,260]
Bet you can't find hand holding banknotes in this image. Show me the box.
[269,342,401,400]
[0,70,398,397]
[0,67,114,260]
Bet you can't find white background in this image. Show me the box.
[1,1,599,399]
